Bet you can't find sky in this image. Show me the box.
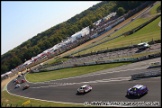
[1,1,101,55]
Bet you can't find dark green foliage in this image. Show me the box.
[1,1,148,74]
[117,7,126,16]
[157,5,161,12]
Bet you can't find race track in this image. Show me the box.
[7,57,161,107]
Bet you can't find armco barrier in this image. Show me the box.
[131,73,145,80]
[73,40,160,58]
[144,71,161,77]
[131,70,161,80]
[32,52,160,73]
[96,60,106,64]
[84,62,96,65]
[148,61,161,68]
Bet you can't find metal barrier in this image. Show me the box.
[148,61,161,68]
[31,49,161,72]
[131,70,161,80]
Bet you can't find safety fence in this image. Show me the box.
[34,41,160,72]
[148,61,161,68]
[70,39,161,58]
[131,70,161,80]
[31,52,161,73]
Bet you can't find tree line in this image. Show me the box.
[1,1,149,74]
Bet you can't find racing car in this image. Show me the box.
[15,80,20,84]
[22,84,30,90]
[15,84,20,88]
[77,85,92,94]
[13,78,17,83]
[21,79,26,83]
[127,84,148,97]
[17,74,22,77]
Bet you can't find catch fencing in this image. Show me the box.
[31,52,161,73]
[131,70,161,80]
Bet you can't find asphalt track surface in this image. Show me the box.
[7,57,161,107]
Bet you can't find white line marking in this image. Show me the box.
[6,89,84,105]
[29,66,147,84]
[158,21,161,27]
[31,76,131,88]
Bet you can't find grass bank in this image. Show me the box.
[75,16,161,56]
[1,91,85,107]
[26,62,130,82]
[72,2,161,56]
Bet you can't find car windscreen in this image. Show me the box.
[130,87,138,92]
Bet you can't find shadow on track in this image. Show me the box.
[125,92,148,99]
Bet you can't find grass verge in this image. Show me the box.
[1,91,85,107]
[150,2,161,15]
[26,62,130,82]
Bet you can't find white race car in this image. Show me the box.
[13,78,17,82]
[77,85,92,94]
[15,84,20,88]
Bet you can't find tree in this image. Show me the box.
[9,56,22,70]
[117,7,126,16]
[157,5,161,13]
[1,65,8,74]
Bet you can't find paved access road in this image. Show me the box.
[7,57,161,107]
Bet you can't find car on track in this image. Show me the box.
[21,79,26,83]
[13,78,17,82]
[15,84,20,88]
[21,72,25,75]
[15,80,20,84]
[22,84,30,90]
[77,85,92,94]
[127,84,148,97]
[17,74,22,77]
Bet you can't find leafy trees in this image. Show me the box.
[157,5,161,12]
[8,56,22,69]
[117,7,126,16]
[1,65,8,73]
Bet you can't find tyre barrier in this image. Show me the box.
[131,70,161,80]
